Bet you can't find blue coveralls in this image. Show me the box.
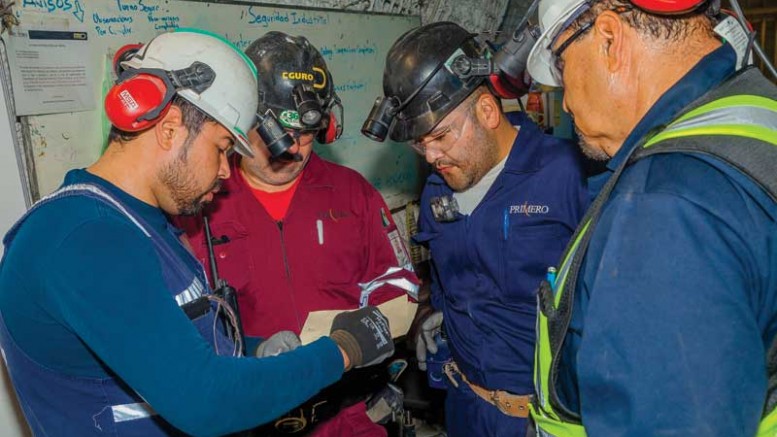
[556,44,777,436]
[415,113,588,436]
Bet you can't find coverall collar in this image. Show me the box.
[225,152,333,196]
[71,169,170,230]
[606,43,737,172]
[585,43,737,199]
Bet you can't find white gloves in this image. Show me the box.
[415,311,443,371]
[254,330,302,358]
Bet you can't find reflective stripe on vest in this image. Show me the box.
[644,95,777,148]
[110,403,158,423]
[532,95,777,437]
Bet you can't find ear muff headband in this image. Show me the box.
[105,61,216,133]
[631,0,707,15]
[113,43,143,78]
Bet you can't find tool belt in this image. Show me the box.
[251,364,390,435]
[443,361,530,418]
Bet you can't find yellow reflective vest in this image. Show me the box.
[531,70,777,437]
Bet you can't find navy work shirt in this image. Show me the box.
[0,170,344,435]
[558,44,777,436]
[415,112,588,394]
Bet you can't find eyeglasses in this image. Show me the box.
[552,21,594,80]
[550,5,633,83]
[408,109,471,156]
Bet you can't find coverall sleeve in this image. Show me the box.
[357,183,419,306]
[576,188,770,436]
[45,217,344,437]
[415,187,445,312]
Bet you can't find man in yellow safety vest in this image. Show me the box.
[525,0,777,435]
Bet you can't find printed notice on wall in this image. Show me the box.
[7,27,94,116]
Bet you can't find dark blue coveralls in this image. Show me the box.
[415,112,588,436]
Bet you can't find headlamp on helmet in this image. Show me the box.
[254,105,296,159]
[292,84,323,127]
[361,96,400,142]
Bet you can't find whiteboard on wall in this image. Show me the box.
[6,0,423,209]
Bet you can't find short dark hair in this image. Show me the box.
[571,0,717,42]
[465,85,504,114]
[106,95,216,146]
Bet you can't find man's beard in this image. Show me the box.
[435,121,499,192]
[575,126,610,161]
[159,154,220,216]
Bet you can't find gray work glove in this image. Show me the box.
[415,311,443,371]
[329,306,393,370]
[254,330,301,358]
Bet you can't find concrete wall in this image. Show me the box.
[265,0,510,31]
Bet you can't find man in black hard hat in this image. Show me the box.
[174,31,418,436]
[364,22,588,436]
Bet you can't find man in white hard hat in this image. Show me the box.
[0,29,394,437]
[525,0,777,435]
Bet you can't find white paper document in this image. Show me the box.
[7,27,94,115]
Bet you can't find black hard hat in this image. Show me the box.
[245,31,336,130]
[382,22,487,142]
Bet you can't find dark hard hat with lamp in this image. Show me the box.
[362,22,489,143]
[245,31,343,158]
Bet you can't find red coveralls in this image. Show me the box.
[174,153,418,436]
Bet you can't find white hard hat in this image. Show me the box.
[122,28,259,157]
[527,0,590,87]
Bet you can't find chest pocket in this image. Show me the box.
[501,218,570,303]
[312,212,365,288]
[207,220,253,292]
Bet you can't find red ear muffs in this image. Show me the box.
[631,0,707,15]
[113,43,143,78]
[317,112,340,144]
[488,72,531,99]
[105,72,173,132]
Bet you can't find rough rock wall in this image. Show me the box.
[247,0,511,32]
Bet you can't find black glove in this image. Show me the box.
[329,306,393,371]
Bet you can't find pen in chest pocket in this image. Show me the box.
[316,219,324,245]
[503,207,509,241]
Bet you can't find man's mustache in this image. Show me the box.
[270,151,303,163]
[434,159,455,170]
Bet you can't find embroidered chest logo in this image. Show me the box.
[314,209,351,246]
[317,209,351,222]
[509,202,550,216]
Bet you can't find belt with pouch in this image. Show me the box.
[443,361,530,418]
